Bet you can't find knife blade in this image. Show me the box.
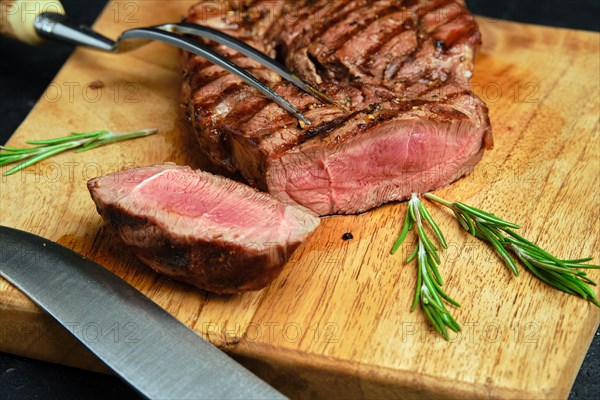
[0,225,285,400]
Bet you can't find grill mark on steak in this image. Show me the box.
[299,2,408,82]
[305,52,329,82]
[267,0,335,49]
[303,107,370,139]
[230,83,322,136]
[422,0,467,33]
[363,19,417,64]
[231,81,400,149]
[301,0,367,46]
[432,14,480,49]
[229,82,320,129]
[229,98,275,129]
[278,1,363,82]
[377,0,462,80]
[309,2,404,59]
[270,0,352,53]
[200,84,247,116]
[336,8,413,67]
[319,105,401,141]
[193,76,243,106]
[332,1,409,48]
[221,95,271,128]
[195,62,251,87]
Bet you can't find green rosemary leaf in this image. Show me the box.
[425,269,461,307]
[422,289,449,316]
[577,275,597,287]
[544,269,591,298]
[557,260,599,269]
[566,264,600,271]
[0,153,30,166]
[454,210,473,234]
[504,230,567,267]
[523,256,586,277]
[559,272,598,298]
[562,257,594,264]
[423,193,453,208]
[411,256,422,311]
[77,129,158,152]
[426,193,600,307]
[502,229,539,249]
[455,202,519,229]
[2,129,158,176]
[422,305,449,340]
[0,145,27,151]
[420,262,441,304]
[418,201,448,249]
[441,313,462,333]
[408,199,417,222]
[478,224,520,276]
[519,255,578,296]
[406,246,418,263]
[417,224,440,263]
[26,131,106,145]
[391,212,413,255]
[505,236,550,259]
[4,142,79,176]
[482,221,507,243]
[0,146,48,155]
[426,252,443,286]
[392,194,460,340]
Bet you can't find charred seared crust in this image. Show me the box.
[92,200,293,294]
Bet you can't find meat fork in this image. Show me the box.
[1,6,332,125]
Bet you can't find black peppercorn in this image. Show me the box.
[434,39,446,50]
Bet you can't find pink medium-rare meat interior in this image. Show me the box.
[268,111,484,215]
[88,164,320,293]
[127,167,315,245]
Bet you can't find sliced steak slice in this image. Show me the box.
[87,164,320,293]
[181,0,493,215]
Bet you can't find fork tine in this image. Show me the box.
[119,27,311,125]
[156,23,335,106]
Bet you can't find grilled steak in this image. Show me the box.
[181,0,492,215]
[87,164,320,293]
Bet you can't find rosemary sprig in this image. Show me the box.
[392,194,461,340]
[0,129,158,176]
[424,193,600,307]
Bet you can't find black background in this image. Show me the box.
[0,1,598,399]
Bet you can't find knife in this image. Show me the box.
[0,225,285,400]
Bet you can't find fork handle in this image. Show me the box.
[0,0,64,45]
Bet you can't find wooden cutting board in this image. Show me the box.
[1,2,598,398]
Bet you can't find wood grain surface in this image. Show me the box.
[1,1,599,398]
